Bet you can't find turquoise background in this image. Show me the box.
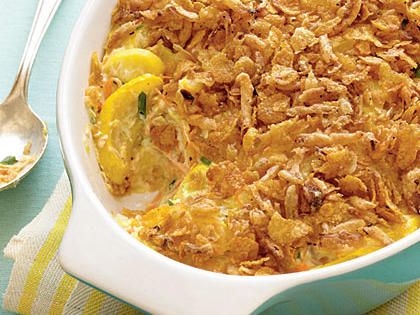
[0,0,85,313]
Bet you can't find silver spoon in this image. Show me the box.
[0,0,62,191]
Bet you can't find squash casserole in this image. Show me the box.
[85,0,420,275]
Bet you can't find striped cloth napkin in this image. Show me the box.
[2,173,419,314]
[2,174,139,315]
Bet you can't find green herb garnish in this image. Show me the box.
[169,178,177,190]
[168,199,175,206]
[200,156,212,166]
[138,92,147,119]
[402,19,409,29]
[0,156,18,165]
[136,24,144,31]
[415,65,420,78]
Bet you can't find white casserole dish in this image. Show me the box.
[57,1,420,314]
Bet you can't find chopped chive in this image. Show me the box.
[138,92,147,119]
[136,24,144,31]
[168,199,175,206]
[0,156,18,165]
[200,156,212,166]
[169,178,177,190]
[180,89,194,100]
[415,65,420,78]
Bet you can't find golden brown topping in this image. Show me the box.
[364,226,393,245]
[318,148,358,179]
[89,0,420,276]
[268,212,312,246]
[284,185,299,219]
[257,93,290,125]
[207,161,244,197]
[235,73,255,130]
[338,175,368,197]
[290,28,318,53]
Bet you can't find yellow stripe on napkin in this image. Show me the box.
[406,283,420,315]
[83,290,106,315]
[17,197,72,314]
[119,303,142,315]
[48,274,78,315]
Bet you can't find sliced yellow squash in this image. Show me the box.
[98,74,163,186]
[103,48,164,83]
[121,25,151,49]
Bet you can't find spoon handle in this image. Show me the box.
[9,0,63,100]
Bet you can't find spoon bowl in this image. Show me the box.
[0,0,62,191]
[0,94,48,191]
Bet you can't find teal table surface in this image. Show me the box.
[0,0,85,313]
